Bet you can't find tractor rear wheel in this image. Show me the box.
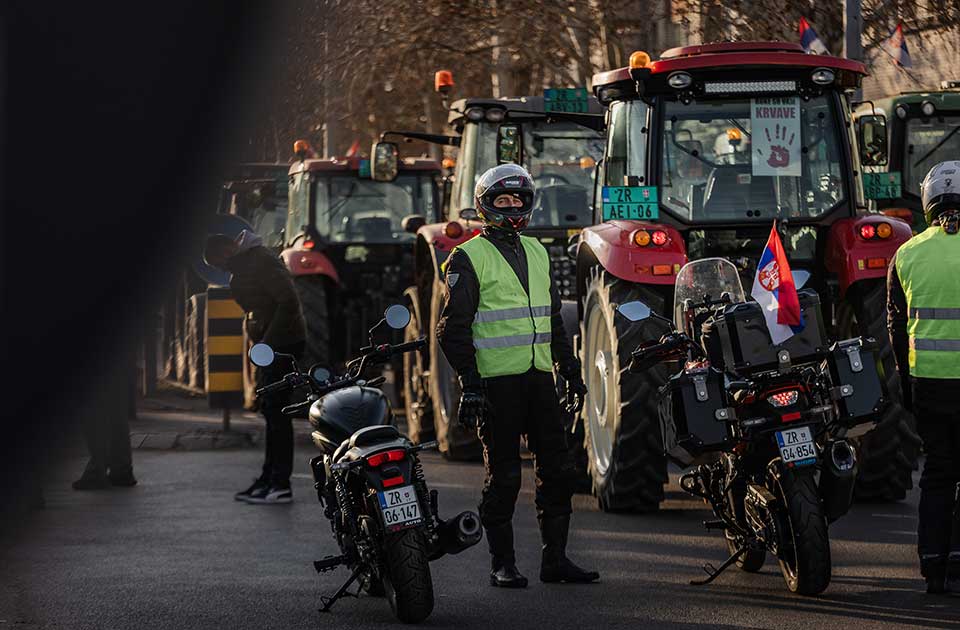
[580,269,671,512]
[402,292,434,444]
[428,281,481,460]
[295,276,331,368]
[835,280,921,502]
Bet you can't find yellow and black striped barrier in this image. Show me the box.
[205,286,245,411]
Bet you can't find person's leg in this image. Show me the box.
[525,370,598,583]
[106,363,137,486]
[73,410,110,490]
[915,379,958,593]
[945,415,960,593]
[480,374,526,587]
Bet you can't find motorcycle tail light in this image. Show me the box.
[859,224,876,240]
[366,449,406,467]
[767,390,799,408]
[651,230,668,246]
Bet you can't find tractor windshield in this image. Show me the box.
[657,94,846,223]
[475,121,604,227]
[312,174,436,243]
[905,115,960,195]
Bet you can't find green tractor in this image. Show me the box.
[856,80,960,231]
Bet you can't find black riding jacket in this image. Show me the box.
[436,228,575,380]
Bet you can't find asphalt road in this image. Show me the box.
[3,440,957,630]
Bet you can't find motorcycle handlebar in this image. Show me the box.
[281,399,314,416]
[630,334,692,371]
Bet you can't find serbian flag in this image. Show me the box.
[886,23,913,68]
[799,17,829,55]
[345,139,361,157]
[751,222,805,345]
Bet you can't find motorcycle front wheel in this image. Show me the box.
[382,527,434,623]
[769,467,831,595]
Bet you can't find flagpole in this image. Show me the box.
[843,0,863,99]
[873,43,925,88]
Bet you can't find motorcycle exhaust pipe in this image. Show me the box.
[820,440,857,523]
[435,511,483,558]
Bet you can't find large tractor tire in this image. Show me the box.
[402,290,434,444]
[580,269,671,512]
[294,276,331,368]
[428,283,481,460]
[835,280,921,502]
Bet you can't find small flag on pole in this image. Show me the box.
[751,222,805,345]
[345,139,361,157]
[799,17,829,55]
[886,23,913,68]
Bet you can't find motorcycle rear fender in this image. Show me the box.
[280,247,341,284]
[577,221,687,285]
[823,217,910,297]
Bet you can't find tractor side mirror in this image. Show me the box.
[401,214,427,234]
[496,124,522,165]
[371,141,400,182]
[857,115,888,167]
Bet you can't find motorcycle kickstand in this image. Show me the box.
[689,546,746,586]
[318,566,363,613]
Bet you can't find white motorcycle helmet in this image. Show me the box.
[920,160,960,226]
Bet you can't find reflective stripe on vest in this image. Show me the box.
[895,226,960,378]
[453,235,553,378]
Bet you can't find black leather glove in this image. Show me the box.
[457,372,487,429]
[558,360,587,415]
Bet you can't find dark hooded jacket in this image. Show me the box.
[226,231,306,349]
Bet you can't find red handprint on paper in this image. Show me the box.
[764,124,796,169]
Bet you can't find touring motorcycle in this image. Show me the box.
[621,258,884,595]
[251,305,482,622]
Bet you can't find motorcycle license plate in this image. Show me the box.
[378,485,423,531]
[775,426,817,467]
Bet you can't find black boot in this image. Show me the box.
[922,554,947,594]
[485,523,527,588]
[72,460,110,491]
[539,515,599,584]
[946,554,960,596]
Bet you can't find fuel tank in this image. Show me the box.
[309,386,391,453]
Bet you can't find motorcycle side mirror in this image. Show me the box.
[617,301,651,322]
[793,270,810,290]
[460,208,479,221]
[249,343,275,367]
[310,365,332,383]
[384,304,412,330]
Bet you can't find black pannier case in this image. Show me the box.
[659,366,731,467]
[712,289,828,375]
[827,337,885,428]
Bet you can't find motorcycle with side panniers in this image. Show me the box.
[618,258,885,596]
[249,305,482,623]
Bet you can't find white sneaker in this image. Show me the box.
[244,485,293,504]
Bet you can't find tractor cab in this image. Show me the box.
[284,150,441,367]
[856,81,960,230]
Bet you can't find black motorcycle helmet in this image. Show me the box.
[474,164,536,232]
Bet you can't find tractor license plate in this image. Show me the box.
[378,485,422,531]
[776,426,817,467]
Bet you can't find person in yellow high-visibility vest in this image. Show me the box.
[437,164,597,588]
[888,160,960,594]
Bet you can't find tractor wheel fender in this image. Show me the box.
[823,217,911,297]
[579,221,687,286]
[280,247,341,285]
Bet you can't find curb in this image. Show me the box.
[131,429,260,451]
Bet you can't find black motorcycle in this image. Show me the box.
[250,305,482,623]
[621,258,884,596]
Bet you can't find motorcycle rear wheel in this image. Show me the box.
[382,528,434,623]
[770,468,831,595]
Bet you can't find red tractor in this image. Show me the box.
[574,43,918,512]
[372,78,605,459]
[283,150,442,375]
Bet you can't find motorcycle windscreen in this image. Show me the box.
[673,257,746,330]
